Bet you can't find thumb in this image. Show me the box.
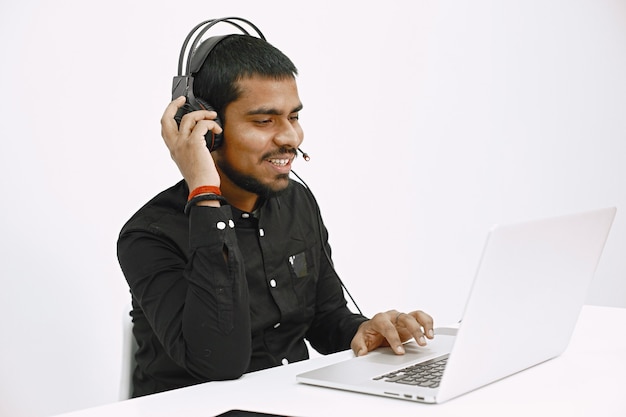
[350,335,369,357]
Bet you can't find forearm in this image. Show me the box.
[118,205,251,380]
[307,307,368,354]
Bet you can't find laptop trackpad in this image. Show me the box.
[363,334,456,366]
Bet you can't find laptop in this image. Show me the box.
[297,207,616,404]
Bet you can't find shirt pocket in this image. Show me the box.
[288,251,308,278]
[286,245,318,318]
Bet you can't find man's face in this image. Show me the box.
[215,75,304,199]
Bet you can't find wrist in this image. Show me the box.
[184,193,227,214]
[188,185,221,201]
[184,186,226,214]
[195,200,221,208]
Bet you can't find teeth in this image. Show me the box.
[269,158,289,166]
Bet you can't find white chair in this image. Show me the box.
[119,304,138,401]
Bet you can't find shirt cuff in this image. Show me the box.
[188,205,236,249]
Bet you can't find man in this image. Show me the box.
[117,32,434,398]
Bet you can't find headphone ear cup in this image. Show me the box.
[195,97,223,151]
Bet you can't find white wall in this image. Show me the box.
[0,1,624,416]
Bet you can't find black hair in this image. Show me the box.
[192,35,298,123]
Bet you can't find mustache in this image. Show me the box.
[261,147,298,160]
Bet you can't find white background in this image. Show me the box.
[0,1,624,416]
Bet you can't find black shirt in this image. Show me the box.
[117,179,368,397]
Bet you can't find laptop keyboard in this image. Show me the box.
[373,355,449,388]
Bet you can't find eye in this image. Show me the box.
[289,113,300,122]
[254,119,272,126]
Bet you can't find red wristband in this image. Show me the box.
[188,185,221,201]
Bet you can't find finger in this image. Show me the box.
[401,310,434,345]
[194,118,223,137]
[412,310,435,339]
[350,333,369,357]
[373,311,405,354]
[396,312,427,346]
[161,96,186,140]
[179,110,223,140]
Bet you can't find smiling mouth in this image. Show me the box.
[267,158,291,167]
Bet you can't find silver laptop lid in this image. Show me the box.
[437,207,616,402]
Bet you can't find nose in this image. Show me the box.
[274,119,302,149]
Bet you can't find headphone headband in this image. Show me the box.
[176,17,266,77]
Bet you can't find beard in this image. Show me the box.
[217,158,291,200]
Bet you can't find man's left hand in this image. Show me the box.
[350,310,434,356]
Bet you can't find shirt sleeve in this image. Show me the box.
[117,205,251,381]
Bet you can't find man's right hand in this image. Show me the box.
[160,96,223,191]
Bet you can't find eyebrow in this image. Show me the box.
[245,103,303,116]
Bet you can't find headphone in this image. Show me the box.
[172,17,266,151]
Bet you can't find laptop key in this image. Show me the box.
[375,356,449,388]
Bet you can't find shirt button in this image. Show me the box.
[273,322,281,329]
[241,213,250,219]
[228,219,235,228]
[281,358,289,365]
[259,228,265,237]
[216,221,226,230]
[269,279,277,288]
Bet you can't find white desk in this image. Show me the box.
[58,305,626,417]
